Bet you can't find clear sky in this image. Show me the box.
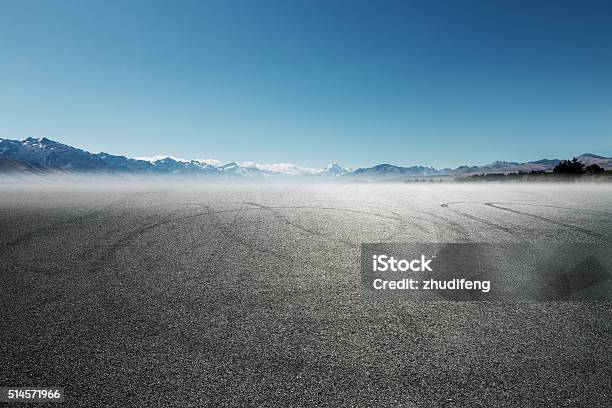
[1,0,611,168]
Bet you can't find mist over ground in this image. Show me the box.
[1,182,611,407]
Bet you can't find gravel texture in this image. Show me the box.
[0,182,611,407]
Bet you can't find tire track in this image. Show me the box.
[87,209,219,273]
[341,200,472,242]
[267,205,432,244]
[347,201,440,239]
[198,204,248,270]
[242,202,357,247]
[440,202,514,234]
[408,208,473,242]
[1,197,131,247]
[377,209,434,241]
[204,206,326,270]
[87,202,442,274]
[87,205,383,273]
[484,202,607,240]
[489,202,612,217]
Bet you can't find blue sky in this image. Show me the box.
[0,0,611,168]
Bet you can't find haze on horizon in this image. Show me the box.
[1,0,611,169]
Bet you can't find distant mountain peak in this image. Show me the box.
[155,157,178,163]
[484,160,520,168]
[1,136,611,177]
[578,153,606,159]
[219,162,239,169]
[23,137,43,145]
[24,136,53,143]
[319,162,348,175]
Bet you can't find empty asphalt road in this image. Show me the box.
[1,182,611,407]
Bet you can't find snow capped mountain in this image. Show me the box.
[195,158,221,167]
[0,137,108,171]
[96,152,155,172]
[135,155,189,162]
[318,162,349,176]
[0,137,610,178]
[215,161,321,176]
[0,137,324,176]
[241,162,319,176]
[217,162,266,177]
[150,157,219,174]
[133,155,221,173]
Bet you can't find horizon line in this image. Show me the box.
[1,135,609,172]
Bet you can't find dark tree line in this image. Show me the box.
[553,157,604,175]
[464,158,608,181]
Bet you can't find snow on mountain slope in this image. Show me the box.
[1,137,611,177]
[0,137,109,171]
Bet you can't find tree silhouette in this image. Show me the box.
[553,157,584,175]
[584,164,604,175]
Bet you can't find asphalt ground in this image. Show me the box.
[1,182,611,407]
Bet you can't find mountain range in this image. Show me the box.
[1,137,610,180]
